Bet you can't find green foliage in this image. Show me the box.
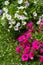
[32,31,43,42]
[0,0,43,65]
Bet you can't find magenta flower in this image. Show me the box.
[23,40,30,46]
[40,42,43,47]
[26,22,33,28]
[20,43,26,48]
[21,54,29,61]
[28,51,34,59]
[39,55,43,62]
[17,35,26,42]
[16,46,21,53]
[24,46,30,53]
[29,28,33,32]
[20,40,30,48]
[32,40,39,50]
[26,33,32,39]
[24,32,32,39]
[40,48,43,53]
[41,20,43,24]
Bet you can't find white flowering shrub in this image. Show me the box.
[0,0,43,32]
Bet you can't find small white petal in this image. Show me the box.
[23,11,27,15]
[4,1,9,5]
[6,14,11,20]
[33,11,37,17]
[16,22,20,26]
[18,15,28,20]
[18,0,23,4]
[22,21,26,25]
[15,13,19,18]
[34,1,37,4]
[25,1,30,7]
[3,7,8,13]
[37,21,41,24]
[14,26,19,31]
[1,13,6,20]
[9,19,16,25]
[7,29,10,32]
[17,6,25,9]
[9,25,12,28]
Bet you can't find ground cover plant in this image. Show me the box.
[0,0,43,65]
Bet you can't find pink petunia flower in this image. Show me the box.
[24,32,32,39]
[39,55,43,62]
[28,51,34,59]
[20,40,30,48]
[41,20,43,24]
[24,46,30,53]
[26,22,33,28]
[40,42,43,47]
[17,35,26,42]
[16,46,21,53]
[29,28,33,32]
[32,40,39,50]
[21,54,29,61]
[40,48,43,53]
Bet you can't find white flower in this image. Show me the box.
[14,26,19,31]
[34,1,37,4]
[18,0,23,4]
[42,14,43,17]
[6,14,11,20]
[16,22,20,26]
[9,25,12,28]
[15,13,28,20]
[33,11,37,17]
[3,7,8,13]
[14,22,20,31]
[11,21,15,24]
[7,29,10,32]
[37,20,41,24]
[4,1,9,5]
[16,11,19,13]
[17,6,25,9]
[37,19,41,24]
[3,13,6,16]
[18,15,28,20]
[42,14,43,18]
[9,19,15,25]
[23,11,27,15]
[25,1,30,7]
[1,13,6,20]
[15,13,19,18]
[22,21,26,25]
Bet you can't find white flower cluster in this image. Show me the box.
[1,0,39,31]
[1,7,12,20]
[1,0,29,31]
